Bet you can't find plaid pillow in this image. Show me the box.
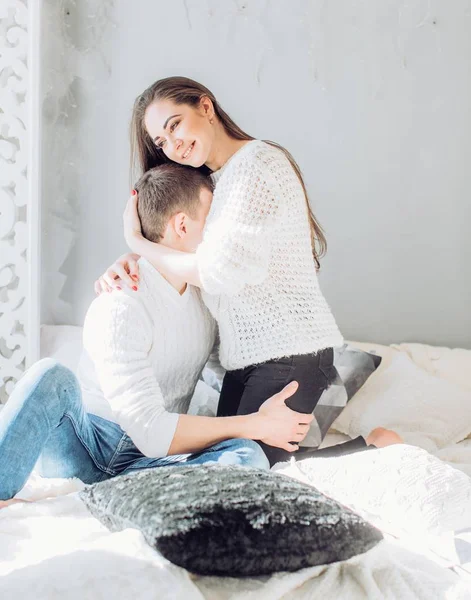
[432,527,471,578]
[451,528,471,576]
[299,343,382,448]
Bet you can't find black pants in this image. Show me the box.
[217,348,369,466]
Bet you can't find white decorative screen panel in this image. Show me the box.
[0,0,40,403]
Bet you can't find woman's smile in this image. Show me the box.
[181,141,195,160]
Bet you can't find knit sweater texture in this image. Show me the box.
[196,140,343,370]
[78,258,216,458]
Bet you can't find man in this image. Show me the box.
[0,164,311,508]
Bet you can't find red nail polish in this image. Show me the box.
[132,286,138,291]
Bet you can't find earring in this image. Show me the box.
[209,118,214,124]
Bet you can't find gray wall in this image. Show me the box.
[41,0,471,349]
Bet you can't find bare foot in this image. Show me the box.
[366,427,403,448]
[0,498,30,510]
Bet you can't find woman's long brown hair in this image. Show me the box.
[130,76,327,269]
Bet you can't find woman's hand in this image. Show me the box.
[123,191,144,252]
[94,253,141,295]
[249,381,314,452]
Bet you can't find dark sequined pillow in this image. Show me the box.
[80,465,383,576]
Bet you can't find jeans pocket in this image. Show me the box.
[269,356,295,382]
[108,433,142,473]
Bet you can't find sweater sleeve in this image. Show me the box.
[83,294,179,458]
[196,146,288,296]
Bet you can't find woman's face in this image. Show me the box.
[144,98,214,168]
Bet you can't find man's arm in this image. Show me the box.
[84,294,179,458]
[84,295,313,458]
[168,381,308,455]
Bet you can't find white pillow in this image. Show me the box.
[40,325,84,375]
[332,353,471,452]
[275,444,471,539]
[392,342,471,392]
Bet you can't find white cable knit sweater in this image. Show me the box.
[78,258,216,458]
[196,140,343,370]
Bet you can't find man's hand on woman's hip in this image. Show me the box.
[247,381,313,452]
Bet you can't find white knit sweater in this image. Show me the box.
[78,258,216,458]
[196,140,343,370]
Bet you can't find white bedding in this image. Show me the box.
[3,443,471,599]
[1,326,471,599]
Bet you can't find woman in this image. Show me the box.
[97,76,401,465]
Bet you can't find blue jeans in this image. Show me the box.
[0,359,269,500]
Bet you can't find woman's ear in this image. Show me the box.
[199,95,214,119]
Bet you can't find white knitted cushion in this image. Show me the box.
[332,353,471,452]
[391,342,471,392]
[276,444,471,539]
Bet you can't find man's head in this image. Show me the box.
[135,163,213,252]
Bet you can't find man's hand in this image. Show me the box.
[248,381,314,452]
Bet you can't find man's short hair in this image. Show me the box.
[135,164,213,242]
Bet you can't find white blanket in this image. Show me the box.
[1,449,471,600]
[1,328,471,598]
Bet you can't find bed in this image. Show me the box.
[1,326,471,599]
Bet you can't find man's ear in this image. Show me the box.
[173,212,188,238]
